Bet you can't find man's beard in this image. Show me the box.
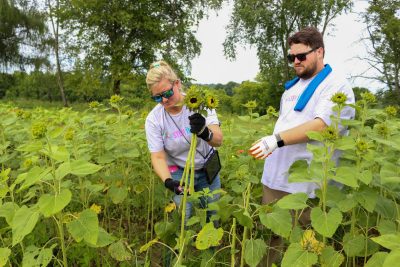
[296,61,318,79]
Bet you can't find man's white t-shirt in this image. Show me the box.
[262,69,355,197]
[145,104,219,169]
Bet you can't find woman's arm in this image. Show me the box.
[207,124,223,147]
[150,150,171,182]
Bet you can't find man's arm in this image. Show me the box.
[249,117,327,159]
[279,117,327,145]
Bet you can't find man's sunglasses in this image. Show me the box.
[151,86,174,103]
[287,47,318,63]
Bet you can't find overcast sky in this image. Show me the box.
[189,1,382,92]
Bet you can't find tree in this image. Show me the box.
[224,0,352,90]
[45,0,68,106]
[359,0,400,99]
[231,80,273,115]
[0,0,47,69]
[58,0,223,95]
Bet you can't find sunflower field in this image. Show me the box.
[0,91,400,267]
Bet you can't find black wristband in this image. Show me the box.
[197,126,212,141]
[275,133,285,147]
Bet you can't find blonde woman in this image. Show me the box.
[145,60,223,222]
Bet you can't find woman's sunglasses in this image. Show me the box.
[151,86,174,103]
[287,47,318,63]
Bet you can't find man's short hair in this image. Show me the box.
[288,27,324,51]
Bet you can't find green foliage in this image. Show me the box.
[66,209,99,245]
[231,80,273,115]
[0,0,48,68]
[58,0,223,94]
[363,0,400,98]
[244,239,266,267]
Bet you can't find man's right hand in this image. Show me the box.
[164,178,184,195]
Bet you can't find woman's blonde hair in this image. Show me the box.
[146,60,178,90]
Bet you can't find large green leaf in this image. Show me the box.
[358,169,373,185]
[244,239,266,267]
[311,207,342,238]
[259,207,292,238]
[22,245,56,267]
[108,185,128,204]
[334,136,355,150]
[0,202,19,225]
[354,186,378,212]
[276,193,309,210]
[306,143,326,162]
[108,240,132,261]
[332,166,358,188]
[16,166,52,192]
[380,162,400,184]
[154,221,176,240]
[342,233,365,257]
[42,145,70,162]
[66,209,99,245]
[377,220,398,235]
[88,227,116,248]
[320,246,344,267]
[16,141,43,152]
[365,252,388,267]
[383,250,400,267]
[288,160,313,183]
[55,162,71,180]
[195,222,223,250]
[375,196,397,219]
[70,160,102,176]
[281,243,318,267]
[371,234,400,250]
[0,247,11,267]
[38,189,72,217]
[233,208,253,228]
[12,206,40,246]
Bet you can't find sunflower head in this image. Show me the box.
[385,105,397,117]
[300,229,324,255]
[164,201,176,213]
[90,203,102,214]
[31,122,47,139]
[243,100,257,109]
[109,95,123,104]
[356,139,369,153]
[361,92,376,104]
[89,101,100,109]
[322,126,339,142]
[331,92,347,105]
[184,85,204,111]
[64,128,75,141]
[266,106,277,116]
[205,92,219,109]
[375,123,389,137]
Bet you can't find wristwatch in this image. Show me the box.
[205,129,213,142]
[275,133,285,147]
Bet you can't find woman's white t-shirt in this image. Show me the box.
[145,105,219,169]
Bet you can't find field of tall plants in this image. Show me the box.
[0,93,399,267]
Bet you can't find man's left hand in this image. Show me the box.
[249,135,278,159]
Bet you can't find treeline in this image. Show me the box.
[1,69,397,116]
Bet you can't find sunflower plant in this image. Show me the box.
[172,85,220,263]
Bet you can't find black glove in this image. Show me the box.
[188,113,211,141]
[164,178,184,195]
[188,113,206,134]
